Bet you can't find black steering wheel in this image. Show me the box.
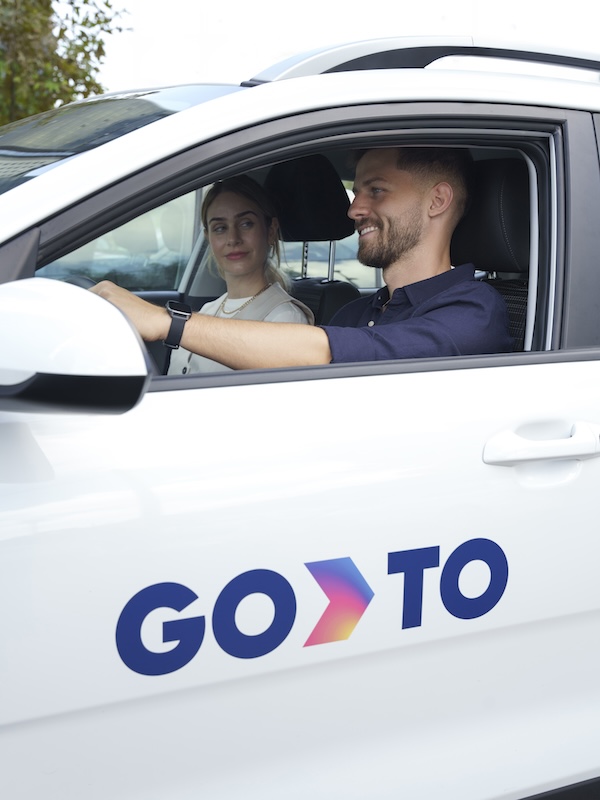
[64,275,97,289]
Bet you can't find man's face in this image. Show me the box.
[348,149,426,270]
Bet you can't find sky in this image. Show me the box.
[97,0,600,93]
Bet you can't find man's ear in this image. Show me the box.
[428,182,453,218]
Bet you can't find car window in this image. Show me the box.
[38,192,198,292]
[36,183,375,294]
[280,231,381,290]
[0,85,243,195]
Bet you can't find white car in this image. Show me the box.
[2,36,600,800]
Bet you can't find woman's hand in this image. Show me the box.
[90,281,170,342]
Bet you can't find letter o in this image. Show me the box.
[440,538,508,620]
[212,569,296,659]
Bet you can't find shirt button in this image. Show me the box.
[368,320,375,327]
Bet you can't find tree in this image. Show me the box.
[0,0,124,125]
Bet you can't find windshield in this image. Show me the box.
[0,85,243,195]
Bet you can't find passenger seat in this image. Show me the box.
[265,155,360,324]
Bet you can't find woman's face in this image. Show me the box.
[205,191,275,281]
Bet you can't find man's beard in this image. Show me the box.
[357,210,423,270]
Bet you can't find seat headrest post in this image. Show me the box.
[327,241,336,282]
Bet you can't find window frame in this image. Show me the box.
[4,100,598,388]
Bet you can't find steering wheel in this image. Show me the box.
[64,275,97,289]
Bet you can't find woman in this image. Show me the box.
[169,176,313,374]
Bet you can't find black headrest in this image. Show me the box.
[291,276,361,324]
[265,155,355,242]
[451,158,530,274]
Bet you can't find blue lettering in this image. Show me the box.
[116,539,509,673]
[387,546,440,629]
[440,538,509,619]
[212,569,296,659]
[116,582,205,676]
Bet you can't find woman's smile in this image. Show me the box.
[225,250,249,260]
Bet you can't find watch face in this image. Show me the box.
[167,301,192,316]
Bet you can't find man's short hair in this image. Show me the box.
[355,146,474,224]
[395,147,473,221]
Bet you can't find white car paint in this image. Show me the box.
[2,37,600,800]
[2,65,600,244]
[2,355,600,797]
[0,278,148,379]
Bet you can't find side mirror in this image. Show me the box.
[0,278,151,414]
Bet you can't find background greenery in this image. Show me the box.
[0,0,124,124]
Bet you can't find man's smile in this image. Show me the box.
[358,225,378,237]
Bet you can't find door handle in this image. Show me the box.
[483,422,600,466]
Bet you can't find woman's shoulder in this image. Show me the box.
[264,300,311,324]
[257,283,314,324]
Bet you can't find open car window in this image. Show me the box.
[27,115,551,379]
[38,192,199,292]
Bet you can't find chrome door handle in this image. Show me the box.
[483,422,600,466]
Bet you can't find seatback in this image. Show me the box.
[451,158,530,350]
[265,155,360,324]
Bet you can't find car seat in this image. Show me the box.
[265,154,360,324]
[451,157,531,351]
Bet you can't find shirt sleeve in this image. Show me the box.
[323,282,513,362]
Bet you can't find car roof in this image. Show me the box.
[249,35,600,83]
[2,36,600,245]
[0,84,243,196]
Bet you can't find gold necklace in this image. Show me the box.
[217,284,270,316]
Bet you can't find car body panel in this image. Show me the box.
[3,67,600,247]
[2,357,600,797]
[252,34,600,81]
[2,39,600,800]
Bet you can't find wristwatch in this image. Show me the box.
[164,300,192,349]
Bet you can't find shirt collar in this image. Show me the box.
[371,263,476,309]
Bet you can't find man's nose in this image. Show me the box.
[347,193,367,221]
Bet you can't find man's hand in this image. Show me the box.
[90,281,170,342]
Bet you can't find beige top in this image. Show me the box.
[168,283,314,375]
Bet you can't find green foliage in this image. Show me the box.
[0,0,125,124]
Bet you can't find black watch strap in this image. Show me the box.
[164,302,192,349]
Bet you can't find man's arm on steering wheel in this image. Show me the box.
[90,281,332,369]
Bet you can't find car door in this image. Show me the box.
[2,99,600,800]
[3,345,600,800]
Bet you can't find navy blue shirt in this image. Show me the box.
[323,263,513,362]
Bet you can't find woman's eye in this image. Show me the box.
[240,219,254,229]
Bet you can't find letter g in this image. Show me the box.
[116,582,205,676]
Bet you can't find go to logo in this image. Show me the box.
[116,571,296,676]
[116,538,508,676]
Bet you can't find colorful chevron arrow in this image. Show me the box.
[303,557,374,647]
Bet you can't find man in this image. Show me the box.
[91,147,513,367]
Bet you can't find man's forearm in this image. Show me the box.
[180,314,331,369]
[90,281,332,369]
